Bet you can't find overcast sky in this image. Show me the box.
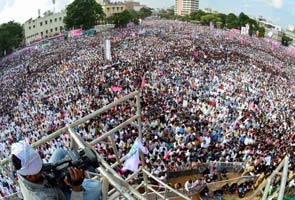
[0,0,294,29]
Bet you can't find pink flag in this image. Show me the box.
[141,74,145,88]
[263,38,270,43]
[111,86,122,92]
[164,149,172,160]
[271,40,280,48]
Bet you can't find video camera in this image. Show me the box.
[42,147,99,186]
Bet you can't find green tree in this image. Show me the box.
[238,12,250,28]
[226,13,239,29]
[216,13,227,27]
[200,14,222,26]
[257,26,265,37]
[190,10,206,21]
[138,7,153,19]
[108,10,138,28]
[246,18,258,35]
[0,21,24,57]
[281,33,293,46]
[159,6,175,19]
[64,0,105,30]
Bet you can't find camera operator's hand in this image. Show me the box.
[64,167,85,192]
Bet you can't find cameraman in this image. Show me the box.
[11,140,102,200]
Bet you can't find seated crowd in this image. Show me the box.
[0,19,295,198]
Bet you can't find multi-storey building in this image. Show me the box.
[97,0,126,18]
[175,0,199,16]
[23,10,66,45]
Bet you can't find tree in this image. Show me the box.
[200,14,222,26]
[238,12,250,28]
[190,10,206,21]
[159,7,175,19]
[64,0,105,30]
[226,13,239,29]
[138,7,153,19]
[108,10,138,28]
[0,21,24,57]
[281,33,293,46]
[257,26,265,37]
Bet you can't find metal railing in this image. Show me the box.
[0,91,191,200]
[167,162,245,179]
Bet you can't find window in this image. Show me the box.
[55,18,57,22]
[121,7,124,10]
[50,28,53,32]
[40,22,43,26]
[41,32,44,36]
[29,26,31,30]
[33,25,35,28]
[60,26,63,31]
[46,30,48,34]
[45,20,48,25]
[50,19,52,23]
[117,7,119,11]
[59,17,62,21]
[55,27,58,31]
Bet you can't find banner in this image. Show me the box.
[68,28,83,38]
[104,39,112,61]
[210,21,214,30]
[138,29,146,35]
[141,74,145,88]
[230,29,240,34]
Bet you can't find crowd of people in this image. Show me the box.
[0,19,295,198]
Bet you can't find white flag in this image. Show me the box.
[123,138,148,172]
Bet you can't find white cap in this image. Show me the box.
[11,141,42,176]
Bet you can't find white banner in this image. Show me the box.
[105,39,112,61]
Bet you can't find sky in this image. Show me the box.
[0,0,294,29]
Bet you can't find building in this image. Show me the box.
[124,0,140,10]
[258,20,282,40]
[285,30,295,47]
[204,8,218,14]
[23,10,66,45]
[175,0,199,16]
[99,1,126,18]
[97,0,144,18]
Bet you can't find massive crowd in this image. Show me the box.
[0,19,295,198]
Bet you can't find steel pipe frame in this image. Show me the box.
[0,91,139,166]
[248,155,288,200]
[142,169,191,200]
[71,129,147,200]
[90,115,139,145]
[0,90,192,200]
[136,94,149,195]
[278,156,289,200]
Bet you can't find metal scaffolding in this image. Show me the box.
[1,91,191,200]
[247,155,289,200]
